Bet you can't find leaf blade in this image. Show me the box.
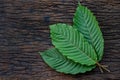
[40,48,96,74]
[73,4,104,61]
[50,23,97,66]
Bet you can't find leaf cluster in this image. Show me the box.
[39,4,109,74]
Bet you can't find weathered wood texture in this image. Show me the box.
[0,0,120,80]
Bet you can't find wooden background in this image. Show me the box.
[0,0,120,80]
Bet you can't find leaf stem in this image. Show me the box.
[96,62,110,73]
[99,66,104,73]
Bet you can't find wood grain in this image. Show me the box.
[0,0,120,80]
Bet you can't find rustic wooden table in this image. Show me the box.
[0,0,120,80]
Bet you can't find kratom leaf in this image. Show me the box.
[73,4,104,61]
[40,48,96,74]
[50,23,97,66]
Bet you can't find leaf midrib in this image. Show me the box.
[59,28,96,63]
[77,6,97,54]
[43,50,67,61]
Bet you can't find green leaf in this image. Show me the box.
[40,48,96,74]
[50,23,97,66]
[73,4,104,61]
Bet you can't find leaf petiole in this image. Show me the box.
[96,62,110,73]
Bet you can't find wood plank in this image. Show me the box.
[0,0,120,80]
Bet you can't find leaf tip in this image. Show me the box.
[49,24,54,30]
[38,51,43,56]
[38,51,41,54]
[77,0,81,5]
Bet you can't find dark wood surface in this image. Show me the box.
[0,0,120,80]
